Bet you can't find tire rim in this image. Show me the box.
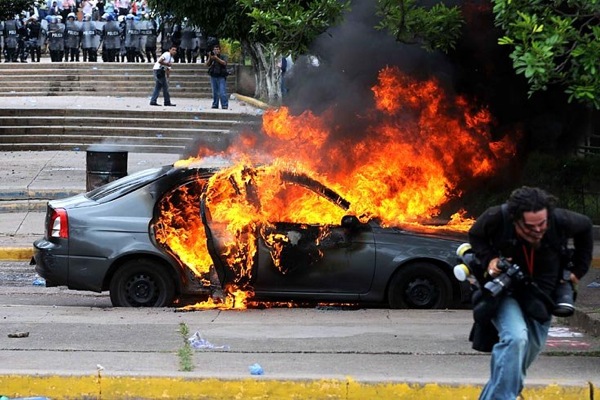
[125,273,158,306]
[406,278,438,307]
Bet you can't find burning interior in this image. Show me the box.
[152,67,517,310]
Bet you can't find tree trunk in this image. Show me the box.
[243,41,282,105]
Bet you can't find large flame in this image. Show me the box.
[155,67,517,310]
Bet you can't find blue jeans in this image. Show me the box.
[210,76,228,109]
[150,70,170,105]
[479,296,551,400]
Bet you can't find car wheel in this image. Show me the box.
[109,259,176,307]
[387,262,452,309]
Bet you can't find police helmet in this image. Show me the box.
[56,15,63,21]
[83,13,91,21]
[106,14,115,21]
[67,12,76,19]
[126,14,134,20]
[117,15,125,22]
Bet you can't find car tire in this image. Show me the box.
[109,259,176,307]
[387,262,452,309]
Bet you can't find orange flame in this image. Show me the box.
[155,66,517,310]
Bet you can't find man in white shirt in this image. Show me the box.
[150,45,177,107]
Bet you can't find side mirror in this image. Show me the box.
[341,215,360,230]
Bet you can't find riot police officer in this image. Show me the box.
[27,16,43,62]
[4,16,20,62]
[47,15,65,62]
[101,13,121,62]
[80,13,98,62]
[140,12,157,63]
[64,12,81,62]
[123,13,141,62]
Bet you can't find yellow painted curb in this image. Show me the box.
[0,375,595,400]
[0,247,32,261]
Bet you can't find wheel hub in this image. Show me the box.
[406,278,437,307]
[126,274,157,305]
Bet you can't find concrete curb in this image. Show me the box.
[0,375,595,400]
[0,247,32,261]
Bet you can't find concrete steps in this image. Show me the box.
[0,62,257,154]
[0,108,258,154]
[0,62,222,98]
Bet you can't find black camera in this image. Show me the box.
[484,258,526,297]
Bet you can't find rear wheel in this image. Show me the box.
[387,262,452,309]
[109,259,176,307]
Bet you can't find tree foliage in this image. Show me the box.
[240,0,350,57]
[378,0,600,110]
[0,0,36,21]
[146,0,349,102]
[493,0,600,109]
[375,0,464,53]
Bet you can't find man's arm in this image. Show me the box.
[468,205,505,277]
[556,208,594,280]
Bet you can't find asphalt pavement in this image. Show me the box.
[0,94,599,399]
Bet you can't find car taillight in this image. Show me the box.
[49,208,69,239]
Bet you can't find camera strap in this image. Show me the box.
[522,244,535,275]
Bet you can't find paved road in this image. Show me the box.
[1,260,599,399]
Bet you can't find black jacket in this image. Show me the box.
[468,205,593,296]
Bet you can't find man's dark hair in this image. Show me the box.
[506,186,558,221]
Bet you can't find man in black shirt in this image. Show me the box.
[468,186,593,399]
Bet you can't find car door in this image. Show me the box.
[252,217,376,296]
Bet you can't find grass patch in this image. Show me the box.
[178,322,194,372]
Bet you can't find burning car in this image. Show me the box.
[32,161,470,309]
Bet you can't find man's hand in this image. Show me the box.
[487,258,501,277]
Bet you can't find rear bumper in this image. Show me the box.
[33,238,69,287]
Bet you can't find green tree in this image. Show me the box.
[377,0,600,110]
[0,0,36,21]
[494,0,600,109]
[375,0,464,53]
[147,0,349,103]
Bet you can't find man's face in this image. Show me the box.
[169,47,177,56]
[515,208,548,245]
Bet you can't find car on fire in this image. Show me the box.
[32,163,471,309]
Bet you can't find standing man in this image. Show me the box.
[47,15,64,62]
[149,44,177,107]
[206,43,228,110]
[140,12,157,63]
[468,186,593,399]
[4,16,20,62]
[26,16,43,62]
[101,13,120,62]
[64,12,81,61]
[80,13,97,62]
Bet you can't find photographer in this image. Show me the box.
[206,43,229,110]
[468,186,593,399]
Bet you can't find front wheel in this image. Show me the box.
[387,262,452,309]
[109,258,176,307]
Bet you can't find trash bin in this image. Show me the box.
[86,149,128,191]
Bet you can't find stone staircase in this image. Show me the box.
[0,62,219,98]
[0,108,259,154]
[0,62,260,154]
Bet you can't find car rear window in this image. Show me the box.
[86,166,168,201]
